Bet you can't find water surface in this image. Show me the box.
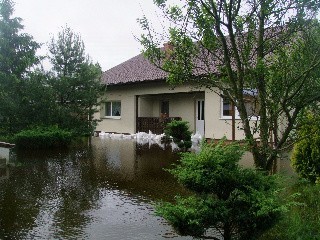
[0,138,192,240]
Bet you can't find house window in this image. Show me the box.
[105,101,121,118]
[197,100,205,120]
[221,96,240,119]
[160,100,169,116]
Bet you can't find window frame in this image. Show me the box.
[104,101,121,119]
[220,90,260,120]
[220,96,240,120]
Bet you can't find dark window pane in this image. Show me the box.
[106,102,111,116]
[223,97,232,116]
[112,101,121,116]
[161,101,169,115]
[106,101,121,117]
[201,101,205,120]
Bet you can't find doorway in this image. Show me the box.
[196,99,205,136]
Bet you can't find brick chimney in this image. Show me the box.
[163,42,173,58]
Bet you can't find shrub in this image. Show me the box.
[291,113,320,183]
[164,120,192,149]
[14,126,73,149]
[157,140,285,239]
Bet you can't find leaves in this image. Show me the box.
[48,27,103,135]
[139,0,320,170]
[0,0,41,134]
[157,140,285,239]
[0,5,103,136]
[291,113,320,183]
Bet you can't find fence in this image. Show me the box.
[137,117,182,134]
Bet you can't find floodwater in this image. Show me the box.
[0,137,295,240]
[0,138,193,240]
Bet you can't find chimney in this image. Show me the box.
[163,42,173,58]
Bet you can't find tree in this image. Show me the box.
[157,140,284,239]
[19,71,58,128]
[139,0,320,170]
[0,0,40,134]
[48,26,104,135]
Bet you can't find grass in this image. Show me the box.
[259,179,320,240]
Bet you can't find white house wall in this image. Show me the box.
[139,97,154,117]
[98,92,134,134]
[95,82,200,134]
[205,90,246,140]
[169,94,198,131]
[95,82,259,140]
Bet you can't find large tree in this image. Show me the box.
[139,0,320,170]
[49,26,104,135]
[0,0,41,134]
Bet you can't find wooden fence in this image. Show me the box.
[137,117,182,134]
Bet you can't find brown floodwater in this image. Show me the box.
[0,137,295,240]
[0,138,193,240]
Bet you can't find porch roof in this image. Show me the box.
[102,53,168,85]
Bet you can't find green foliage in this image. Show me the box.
[48,26,104,135]
[164,120,192,149]
[139,0,320,171]
[157,140,285,239]
[49,61,103,135]
[0,0,41,134]
[14,126,72,149]
[291,113,320,183]
[157,196,215,237]
[0,2,103,137]
[0,0,40,77]
[260,180,320,240]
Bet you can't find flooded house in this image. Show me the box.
[94,48,260,140]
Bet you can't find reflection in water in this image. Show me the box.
[0,138,191,240]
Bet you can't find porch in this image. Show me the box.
[135,91,205,135]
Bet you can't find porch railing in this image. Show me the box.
[137,117,182,134]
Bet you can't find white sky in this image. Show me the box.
[13,0,170,71]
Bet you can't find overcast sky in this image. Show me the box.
[13,0,171,71]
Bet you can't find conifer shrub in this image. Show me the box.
[291,113,320,183]
[14,126,72,149]
[163,120,192,149]
[157,140,285,239]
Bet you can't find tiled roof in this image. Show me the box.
[102,27,286,86]
[102,53,168,85]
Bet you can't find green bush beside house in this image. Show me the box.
[163,120,192,149]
